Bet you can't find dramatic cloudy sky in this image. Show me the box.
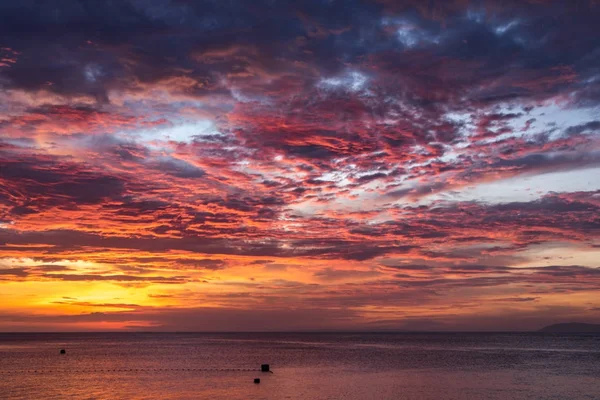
[0,0,599,331]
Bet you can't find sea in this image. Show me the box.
[0,332,599,399]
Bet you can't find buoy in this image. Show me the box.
[60,349,66,354]
[254,378,260,384]
[260,364,270,372]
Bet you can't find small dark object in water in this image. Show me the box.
[261,364,269,372]
[60,349,66,354]
[254,378,260,384]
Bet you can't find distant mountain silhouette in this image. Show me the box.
[539,323,600,333]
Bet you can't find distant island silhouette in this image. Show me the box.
[539,323,600,333]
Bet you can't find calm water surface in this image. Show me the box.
[1,332,599,399]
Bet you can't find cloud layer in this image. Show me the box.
[0,0,599,331]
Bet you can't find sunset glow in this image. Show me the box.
[1,0,599,331]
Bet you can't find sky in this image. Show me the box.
[0,0,599,332]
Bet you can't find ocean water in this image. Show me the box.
[0,332,599,399]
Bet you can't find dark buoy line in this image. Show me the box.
[255,364,270,384]
[60,349,66,354]
[41,359,272,381]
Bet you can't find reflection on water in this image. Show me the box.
[1,333,599,400]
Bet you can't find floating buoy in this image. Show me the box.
[260,364,270,372]
[60,349,66,354]
[254,378,260,384]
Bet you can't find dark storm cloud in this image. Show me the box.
[0,228,409,261]
[0,0,386,102]
[207,195,286,213]
[565,121,600,136]
[41,273,189,283]
[0,0,593,104]
[29,264,73,272]
[313,268,381,281]
[177,258,227,270]
[0,267,29,278]
[495,297,539,302]
[0,156,127,213]
[151,158,206,179]
[489,151,600,173]
[51,300,142,308]
[2,0,598,180]
[0,306,363,331]
[381,264,433,271]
